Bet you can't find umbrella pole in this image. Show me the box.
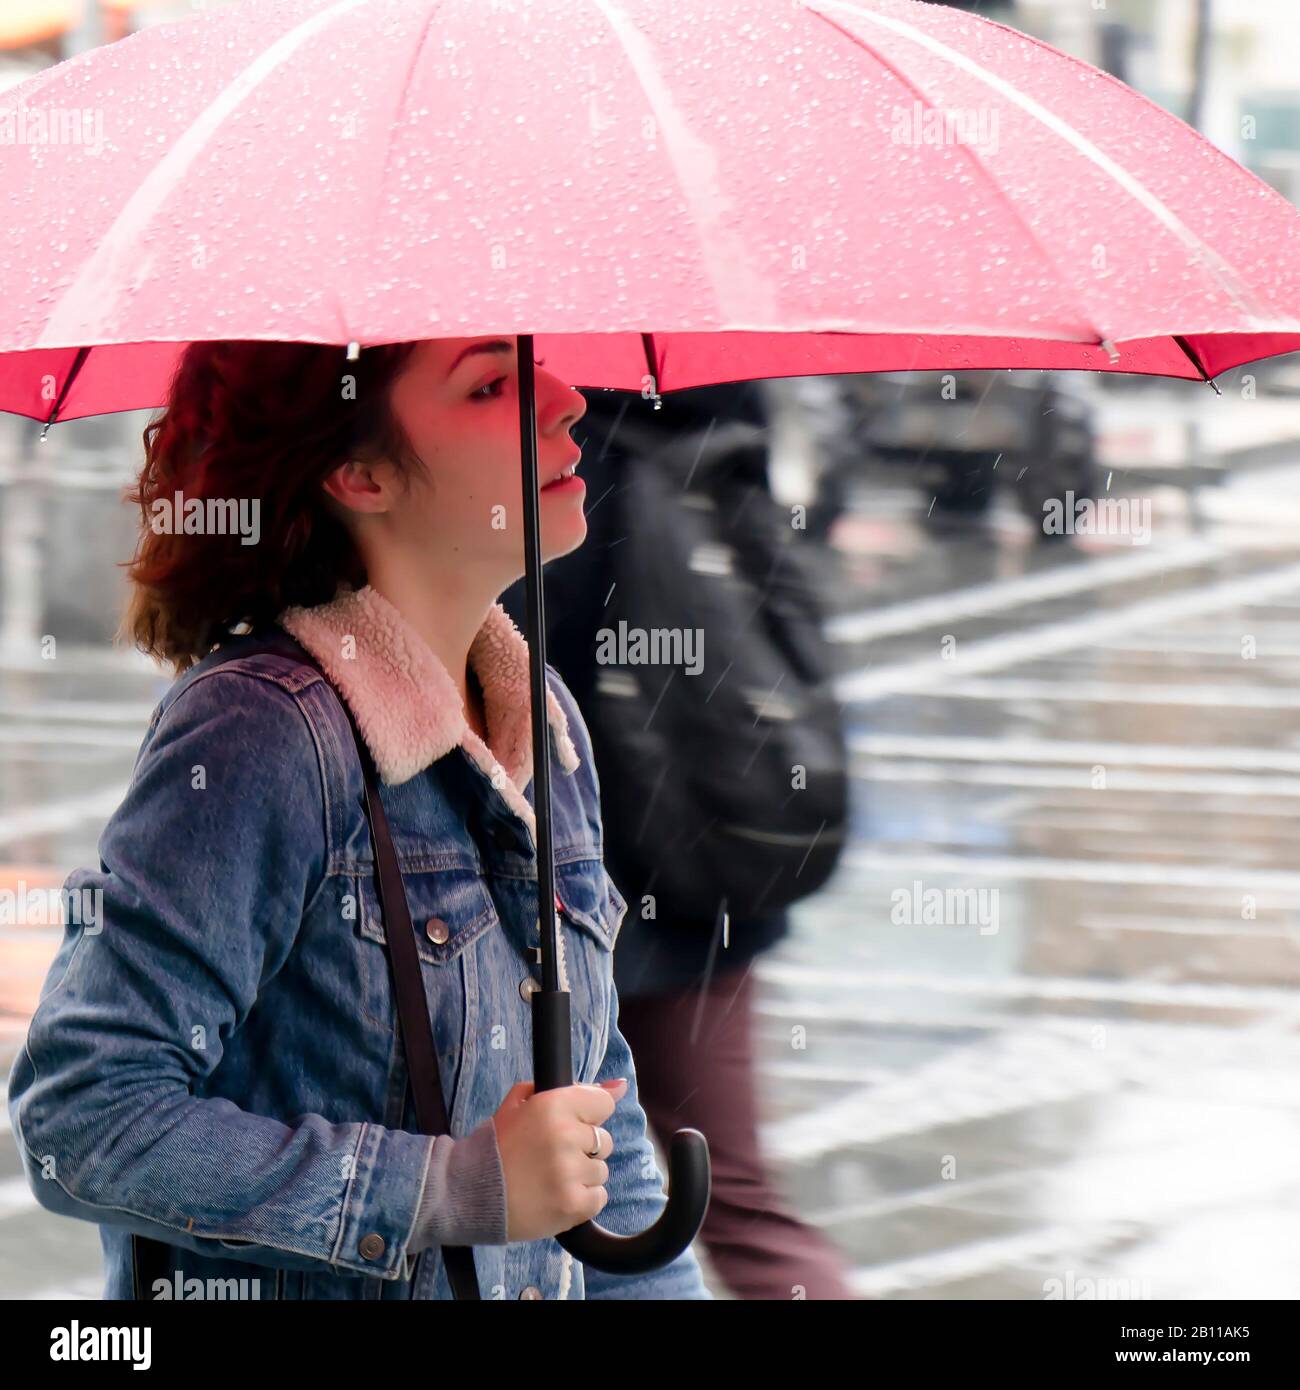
[516,336,573,1095]
[514,335,711,1277]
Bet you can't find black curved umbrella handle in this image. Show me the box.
[532,989,711,1275]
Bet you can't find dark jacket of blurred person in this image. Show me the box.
[503,380,859,1300]
[502,379,847,1001]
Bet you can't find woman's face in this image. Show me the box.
[329,336,590,593]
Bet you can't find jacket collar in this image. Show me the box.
[275,582,581,796]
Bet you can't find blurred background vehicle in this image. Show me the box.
[781,370,1100,540]
[875,371,1097,533]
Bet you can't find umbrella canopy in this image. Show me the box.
[2,0,1300,426]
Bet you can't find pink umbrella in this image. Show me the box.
[4,0,1300,1285]
[2,0,1298,422]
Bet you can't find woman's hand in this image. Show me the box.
[491,1078,629,1242]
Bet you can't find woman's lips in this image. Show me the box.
[540,472,585,494]
[541,454,582,489]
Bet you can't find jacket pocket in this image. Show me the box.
[355,865,498,965]
[554,859,625,949]
[352,866,499,1085]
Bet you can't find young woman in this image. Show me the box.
[6,337,711,1301]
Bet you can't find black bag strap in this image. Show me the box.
[134,634,481,1299]
[341,667,482,1300]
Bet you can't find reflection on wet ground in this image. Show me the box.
[744,472,1300,1300]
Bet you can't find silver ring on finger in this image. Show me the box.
[585,1124,602,1158]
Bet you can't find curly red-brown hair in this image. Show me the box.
[120,338,422,673]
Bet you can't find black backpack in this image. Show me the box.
[581,399,849,924]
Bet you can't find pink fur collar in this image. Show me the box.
[275,584,581,798]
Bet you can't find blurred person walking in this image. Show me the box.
[502,380,856,1300]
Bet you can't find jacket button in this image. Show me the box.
[519,1285,543,1299]
[519,976,540,1001]
[424,917,450,944]
[358,1233,386,1261]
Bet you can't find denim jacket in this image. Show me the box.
[7,582,710,1300]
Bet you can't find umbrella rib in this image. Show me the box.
[1172,335,1222,393]
[587,0,781,326]
[41,346,92,433]
[807,0,1270,329]
[640,332,661,397]
[36,0,381,349]
[802,5,1108,351]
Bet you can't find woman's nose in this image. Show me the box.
[539,369,587,437]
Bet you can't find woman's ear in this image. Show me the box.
[320,457,391,516]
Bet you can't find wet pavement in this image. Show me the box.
[758,461,1300,1300]
[5,450,1300,1299]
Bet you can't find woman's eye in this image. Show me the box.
[470,359,543,401]
[471,376,508,402]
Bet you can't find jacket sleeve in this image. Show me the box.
[581,974,713,1300]
[5,667,457,1282]
[410,1118,509,1250]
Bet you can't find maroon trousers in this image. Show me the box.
[616,963,858,1300]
